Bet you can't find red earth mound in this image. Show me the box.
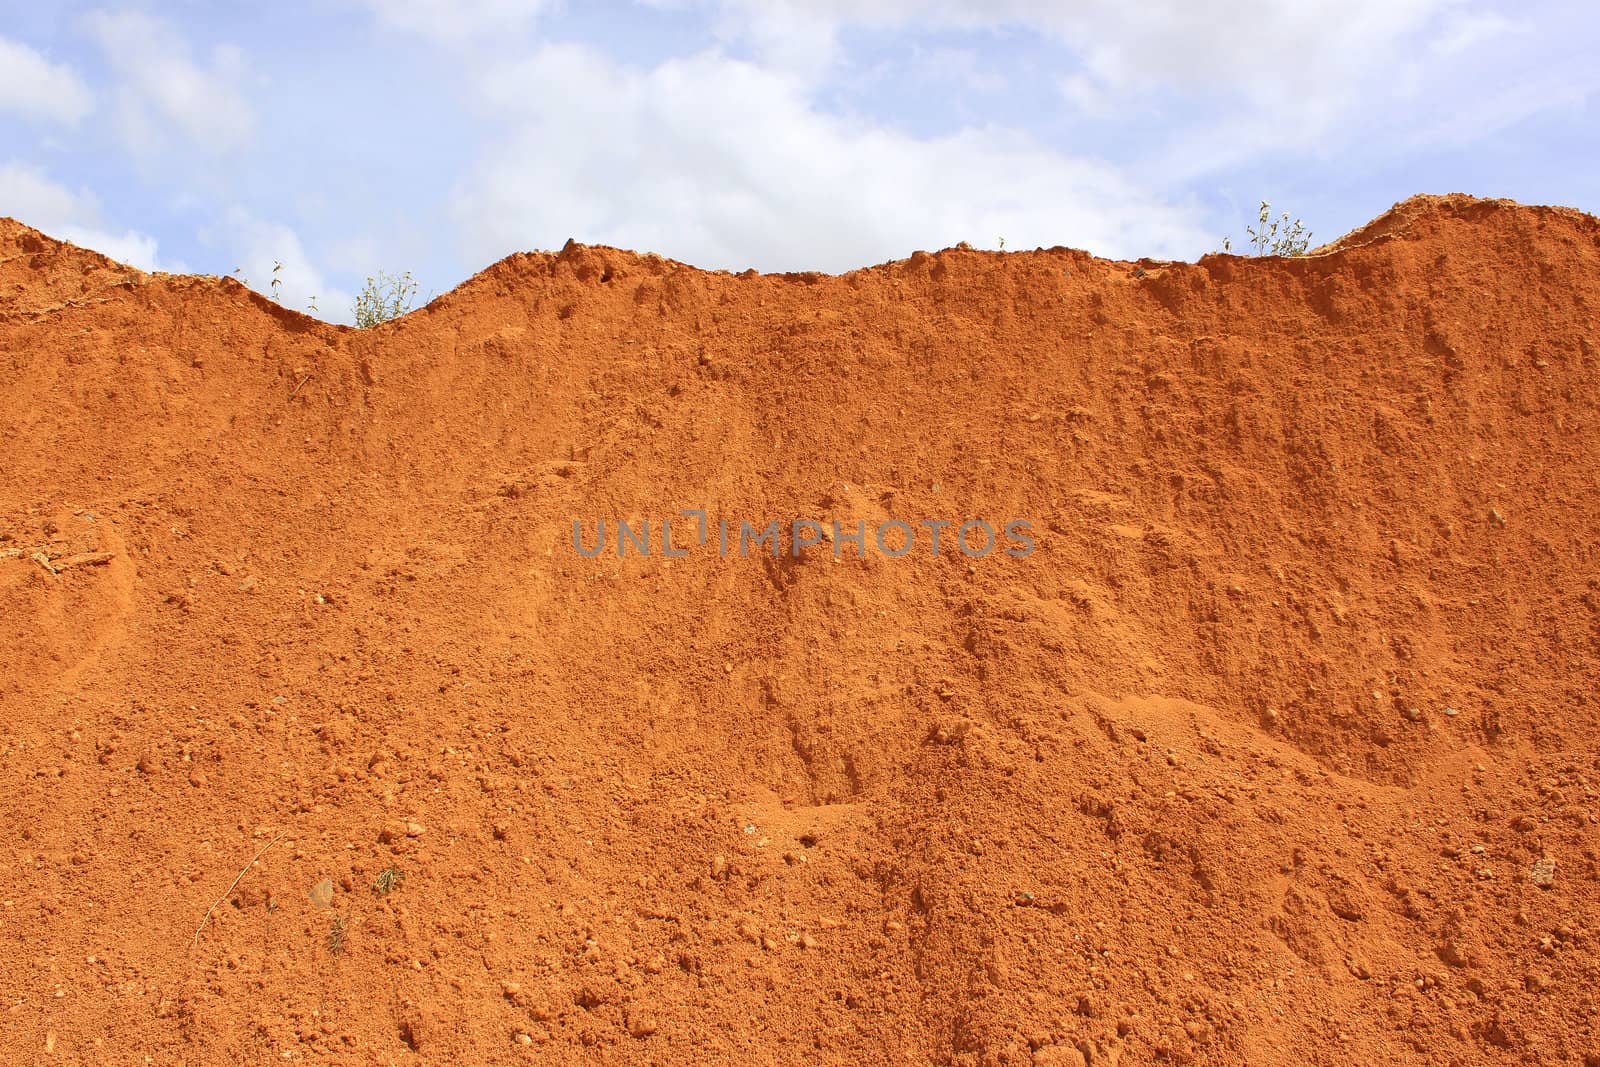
[1,194,1597,1065]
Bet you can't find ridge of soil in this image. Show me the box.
[1,194,1597,1064]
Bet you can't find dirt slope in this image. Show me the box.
[1,194,1597,1065]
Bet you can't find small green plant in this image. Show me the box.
[327,914,347,954]
[997,236,1006,251]
[1221,201,1312,257]
[373,866,405,897]
[353,270,418,328]
[270,261,284,302]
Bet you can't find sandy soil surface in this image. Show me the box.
[1,194,1597,1065]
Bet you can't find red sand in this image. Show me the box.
[1,194,1597,1065]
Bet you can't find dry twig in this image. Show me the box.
[194,828,289,947]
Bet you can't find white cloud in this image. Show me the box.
[0,35,94,124]
[703,0,1587,176]
[453,45,1212,270]
[705,1,844,79]
[58,225,162,271]
[81,11,254,154]
[358,0,556,41]
[0,161,163,271]
[706,0,1453,96]
[1019,1,1445,102]
[204,209,355,321]
[0,163,82,224]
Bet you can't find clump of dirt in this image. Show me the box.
[1,194,1598,1064]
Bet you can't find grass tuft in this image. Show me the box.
[354,271,418,328]
[373,866,406,897]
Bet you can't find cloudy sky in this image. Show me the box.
[2,1,1596,322]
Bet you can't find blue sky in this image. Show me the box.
[2,1,1596,322]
